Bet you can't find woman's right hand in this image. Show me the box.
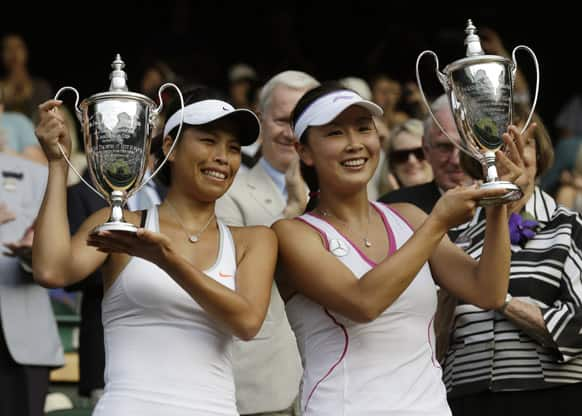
[35,100,71,161]
[430,185,508,231]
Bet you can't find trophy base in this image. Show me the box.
[478,181,523,207]
[92,221,138,234]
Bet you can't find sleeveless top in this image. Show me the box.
[286,201,450,416]
[93,207,239,416]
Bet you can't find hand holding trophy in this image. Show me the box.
[54,54,184,232]
[416,20,539,205]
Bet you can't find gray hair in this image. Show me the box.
[258,70,319,114]
[422,94,450,147]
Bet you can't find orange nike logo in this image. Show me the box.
[219,271,234,278]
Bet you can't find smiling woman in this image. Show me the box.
[272,83,515,415]
[31,86,276,416]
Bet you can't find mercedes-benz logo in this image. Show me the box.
[329,239,349,257]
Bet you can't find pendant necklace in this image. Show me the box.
[165,200,215,243]
[317,206,373,248]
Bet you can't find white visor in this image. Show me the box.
[293,90,383,140]
[163,99,260,146]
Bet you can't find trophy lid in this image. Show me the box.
[464,19,484,57]
[83,54,155,107]
[109,54,128,91]
[442,19,510,74]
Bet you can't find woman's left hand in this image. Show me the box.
[87,228,173,266]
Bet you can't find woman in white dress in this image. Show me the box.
[32,88,275,415]
[273,83,529,415]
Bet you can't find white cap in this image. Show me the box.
[164,99,260,146]
[293,90,383,140]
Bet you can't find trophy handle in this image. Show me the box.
[135,82,184,194]
[511,45,540,135]
[53,87,106,201]
[416,51,463,146]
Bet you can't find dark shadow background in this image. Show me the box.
[2,3,574,140]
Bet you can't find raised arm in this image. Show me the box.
[411,203,509,310]
[274,186,508,323]
[32,100,109,288]
[88,225,276,340]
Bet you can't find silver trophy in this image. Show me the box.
[416,20,539,206]
[55,54,184,232]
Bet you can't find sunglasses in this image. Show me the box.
[389,147,425,164]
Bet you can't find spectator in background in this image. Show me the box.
[0,34,52,124]
[0,85,46,164]
[440,110,582,416]
[228,65,262,172]
[555,94,582,140]
[400,81,429,120]
[370,73,409,130]
[339,76,373,100]
[1,152,64,416]
[555,142,582,212]
[228,63,259,110]
[540,136,582,197]
[384,119,433,193]
[140,60,178,103]
[139,60,180,137]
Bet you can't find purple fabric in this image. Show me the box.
[509,212,539,245]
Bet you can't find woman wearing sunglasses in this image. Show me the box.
[385,119,433,190]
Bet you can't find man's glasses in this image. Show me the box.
[389,147,425,165]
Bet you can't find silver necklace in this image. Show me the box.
[165,200,215,243]
[317,206,373,248]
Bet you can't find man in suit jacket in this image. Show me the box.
[216,71,319,416]
[0,153,64,416]
[379,95,474,241]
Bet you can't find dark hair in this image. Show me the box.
[291,82,350,212]
[154,85,229,187]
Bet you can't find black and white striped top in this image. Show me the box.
[443,187,582,397]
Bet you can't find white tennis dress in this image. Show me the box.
[93,207,239,416]
[286,201,450,415]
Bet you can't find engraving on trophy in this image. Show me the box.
[85,99,149,197]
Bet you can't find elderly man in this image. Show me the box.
[216,70,319,416]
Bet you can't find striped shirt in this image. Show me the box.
[443,187,582,396]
